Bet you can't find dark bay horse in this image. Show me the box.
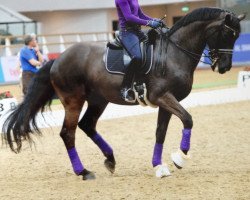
[2,8,245,180]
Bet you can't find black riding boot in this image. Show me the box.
[121,61,137,103]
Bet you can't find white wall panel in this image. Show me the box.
[24,10,108,34]
[0,0,212,12]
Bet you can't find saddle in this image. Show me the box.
[104,31,156,107]
[105,31,153,75]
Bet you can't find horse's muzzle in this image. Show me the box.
[219,66,230,74]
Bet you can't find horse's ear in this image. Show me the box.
[225,14,233,25]
[238,13,246,21]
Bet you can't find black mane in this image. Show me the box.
[169,7,227,35]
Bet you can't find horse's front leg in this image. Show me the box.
[155,92,193,169]
[153,107,172,178]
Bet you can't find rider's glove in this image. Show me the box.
[153,18,162,22]
[154,18,167,27]
[147,20,161,29]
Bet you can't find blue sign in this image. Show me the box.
[233,33,250,64]
[0,60,5,83]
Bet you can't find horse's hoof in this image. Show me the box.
[154,163,171,178]
[104,158,116,174]
[171,149,191,169]
[173,162,182,169]
[80,169,96,180]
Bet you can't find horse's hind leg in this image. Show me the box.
[78,97,116,173]
[56,87,95,180]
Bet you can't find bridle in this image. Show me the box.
[161,18,239,69]
[205,22,238,69]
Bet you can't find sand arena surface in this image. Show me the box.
[0,67,250,199]
[0,101,250,200]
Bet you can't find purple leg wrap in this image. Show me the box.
[67,147,84,175]
[152,143,163,167]
[180,129,192,151]
[92,133,113,156]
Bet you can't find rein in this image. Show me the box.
[167,38,213,65]
[161,22,237,67]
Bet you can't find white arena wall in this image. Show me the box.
[0,86,249,130]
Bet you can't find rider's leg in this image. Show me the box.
[121,57,141,101]
[119,31,142,102]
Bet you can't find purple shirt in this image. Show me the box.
[115,0,153,29]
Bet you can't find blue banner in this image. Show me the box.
[233,33,250,64]
[0,60,5,83]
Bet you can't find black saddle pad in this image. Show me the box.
[105,45,153,75]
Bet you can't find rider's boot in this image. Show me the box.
[120,60,137,103]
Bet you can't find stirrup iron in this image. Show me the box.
[122,88,136,103]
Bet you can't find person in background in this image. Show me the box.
[20,34,44,95]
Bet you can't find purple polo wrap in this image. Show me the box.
[180,129,191,151]
[152,143,163,167]
[92,133,113,156]
[68,147,84,175]
[67,147,84,175]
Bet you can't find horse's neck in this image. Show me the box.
[152,21,212,78]
[171,21,209,55]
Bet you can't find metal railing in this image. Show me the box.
[0,32,114,57]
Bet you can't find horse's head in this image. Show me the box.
[205,12,246,74]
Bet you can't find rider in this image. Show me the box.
[115,0,162,102]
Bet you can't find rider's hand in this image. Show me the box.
[153,18,162,22]
[154,18,167,27]
[147,20,161,29]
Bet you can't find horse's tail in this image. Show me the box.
[2,59,56,153]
